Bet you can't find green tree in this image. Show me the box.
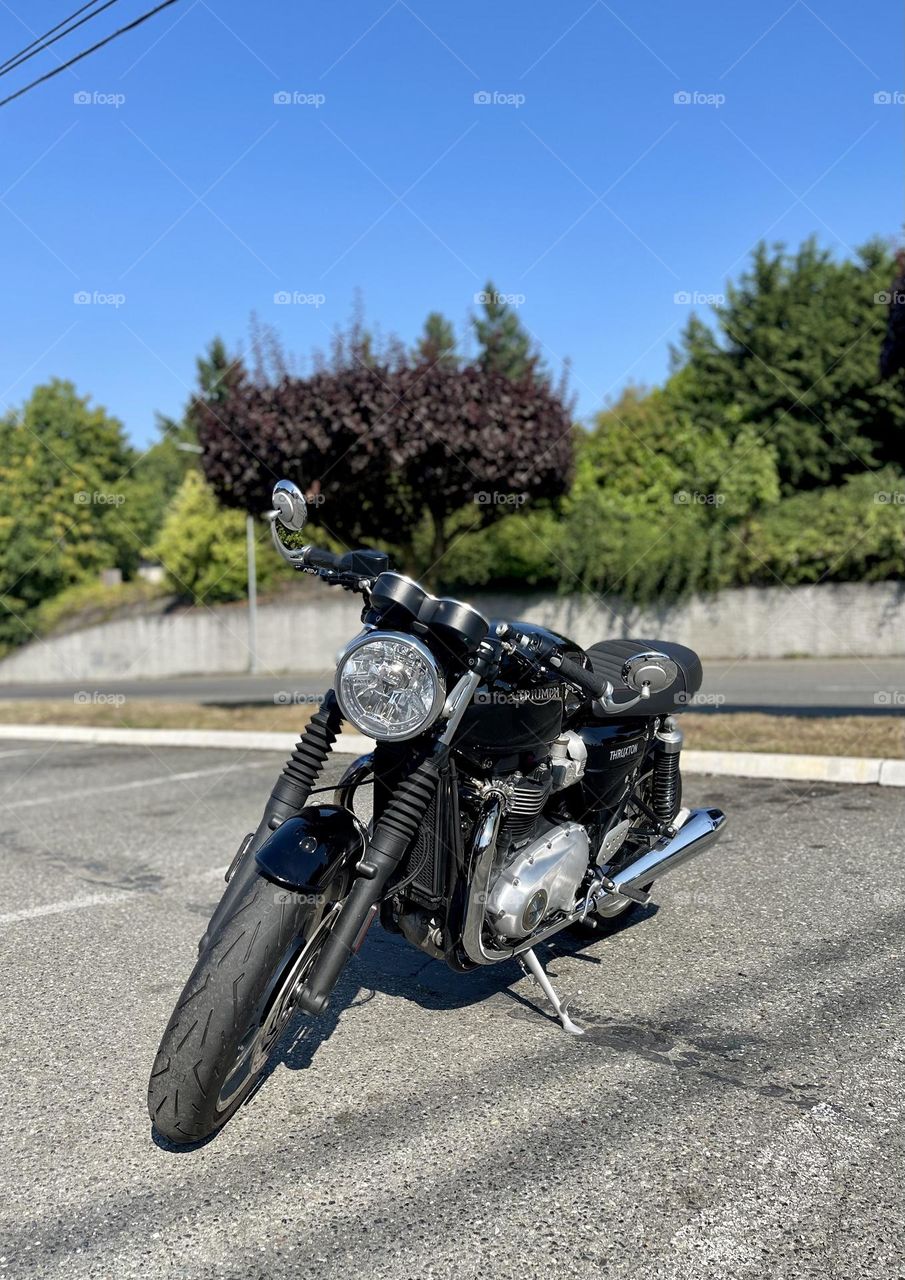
[0,380,136,647]
[415,312,459,367]
[153,471,280,605]
[554,387,780,602]
[668,238,905,490]
[473,281,541,382]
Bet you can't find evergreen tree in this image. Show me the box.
[473,281,541,382]
[668,238,905,490]
[415,312,458,367]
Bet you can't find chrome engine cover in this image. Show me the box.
[486,822,590,941]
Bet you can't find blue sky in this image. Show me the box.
[0,0,900,447]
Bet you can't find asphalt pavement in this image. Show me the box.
[0,740,903,1279]
[1,654,904,713]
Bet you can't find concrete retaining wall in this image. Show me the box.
[1,580,903,682]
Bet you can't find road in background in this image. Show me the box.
[1,655,903,713]
[0,740,903,1278]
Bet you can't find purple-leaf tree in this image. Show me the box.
[195,344,573,584]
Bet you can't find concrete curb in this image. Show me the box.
[0,723,374,757]
[682,749,903,786]
[0,723,901,786]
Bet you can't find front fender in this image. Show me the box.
[255,804,367,893]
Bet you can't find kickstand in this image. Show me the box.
[519,947,585,1036]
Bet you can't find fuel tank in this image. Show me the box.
[455,621,582,757]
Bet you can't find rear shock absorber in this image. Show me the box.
[651,717,683,824]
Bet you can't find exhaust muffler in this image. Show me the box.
[604,806,727,903]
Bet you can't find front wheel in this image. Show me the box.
[148,865,348,1144]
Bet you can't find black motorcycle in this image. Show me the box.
[149,479,726,1144]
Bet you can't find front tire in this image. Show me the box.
[148,866,347,1144]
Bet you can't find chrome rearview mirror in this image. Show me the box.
[271,479,308,532]
[621,651,678,698]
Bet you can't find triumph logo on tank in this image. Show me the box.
[609,743,639,760]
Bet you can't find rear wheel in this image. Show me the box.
[148,864,349,1144]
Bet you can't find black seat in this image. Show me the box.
[584,637,703,716]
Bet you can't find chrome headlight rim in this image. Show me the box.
[334,630,446,742]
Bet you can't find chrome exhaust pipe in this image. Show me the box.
[607,806,727,900]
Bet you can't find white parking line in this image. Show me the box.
[0,760,275,812]
[0,891,136,926]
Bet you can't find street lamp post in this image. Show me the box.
[176,442,259,673]
[246,513,258,674]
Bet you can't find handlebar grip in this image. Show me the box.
[553,653,610,701]
[302,545,343,572]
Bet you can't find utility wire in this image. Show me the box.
[0,0,183,110]
[0,0,124,80]
[0,0,105,73]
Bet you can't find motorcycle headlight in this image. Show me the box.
[335,632,446,741]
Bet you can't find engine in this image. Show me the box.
[483,733,591,942]
[485,820,590,940]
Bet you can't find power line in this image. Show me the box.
[0,0,125,80]
[0,0,106,73]
[0,0,183,110]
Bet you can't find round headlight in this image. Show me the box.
[335,632,446,741]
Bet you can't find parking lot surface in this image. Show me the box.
[0,738,902,1279]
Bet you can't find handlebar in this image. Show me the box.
[549,652,610,701]
[498,622,651,714]
[301,545,343,573]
